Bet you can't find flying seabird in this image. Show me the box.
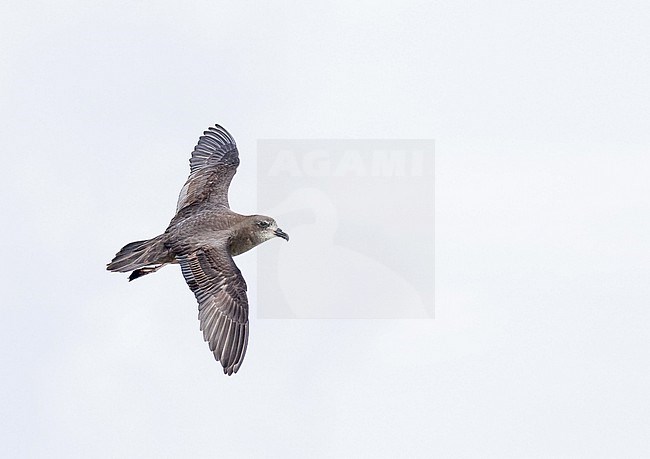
[107,124,289,375]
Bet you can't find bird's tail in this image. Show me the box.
[107,234,170,280]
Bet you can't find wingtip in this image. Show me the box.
[208,124,235,144]
[223,366,235,376]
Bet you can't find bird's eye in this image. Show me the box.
[257,221,270,228]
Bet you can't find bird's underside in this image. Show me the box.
[107,125,289,375]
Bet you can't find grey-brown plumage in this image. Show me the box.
[107,125,289,375]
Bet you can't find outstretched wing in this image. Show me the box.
[176,124,240,213]
[176,245,249,375]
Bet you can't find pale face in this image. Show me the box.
[253,215,289,242]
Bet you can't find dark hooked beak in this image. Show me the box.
[274,228,289,241]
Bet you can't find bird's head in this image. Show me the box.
[251,215,289,243]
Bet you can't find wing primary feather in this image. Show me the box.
[231,325,245,371]
[233,325,249,373]
[208,313,225,351]
[215,320,232,363]
[201,307,217,341]
[227,324,241,370]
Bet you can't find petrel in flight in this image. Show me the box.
[107,124,289,375]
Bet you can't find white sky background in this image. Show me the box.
[1,1,649,457]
